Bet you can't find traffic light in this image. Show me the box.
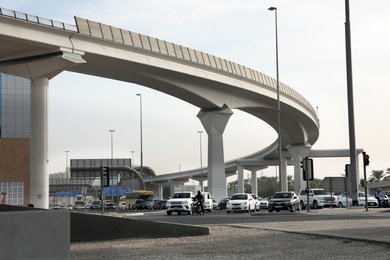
[364,154,370,166]
[101,166,110,187]
[301,157,314,181]
[345,164,350,177]
[300,159,306,172]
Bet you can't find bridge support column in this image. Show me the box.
[197,105,233,201]
[237,165,244,193]
[30,77,49,209]
[280,157,288,191]
[251,170,258,195]
[287,145,311,194]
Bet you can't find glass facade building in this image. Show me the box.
[0,73,30,205]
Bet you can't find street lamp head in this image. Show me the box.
[109,129,115,132]
[198,131,203,134]
[268,6,277,11]
[136,93,141,96]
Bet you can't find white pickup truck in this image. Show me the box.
[166,191,194,215]
[299,188,338,209]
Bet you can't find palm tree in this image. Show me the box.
[384,168,390,181]
[368,170,386,182]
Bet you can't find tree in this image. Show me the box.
[257,176,278,198]
[227,179,251,195]
[308,178,323,188]
[368,170,386,183]
[384,168,390,181]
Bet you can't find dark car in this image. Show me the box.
[152,199,167,210]
[134,199,149,210]
[268,191,301,212]
[218,197,230,210]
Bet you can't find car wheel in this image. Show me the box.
[178,212,181,215]
[276,210,280,212]
[313,200,319,209]
[167,211,172,215]
[227,211,230,213]
[300,200,305,210]
[268,209,273,213]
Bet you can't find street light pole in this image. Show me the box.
[344,0,358,205]
[198,131,203,191]
[65,151,69,178]
[131,151,135,167]
[136,94,143,177]
[109,129,115,202]
[109,130,115,163]
[268,6,283,191]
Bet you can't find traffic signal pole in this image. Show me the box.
[362,151,369,212]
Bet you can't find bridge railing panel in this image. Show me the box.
[173,44,183,59]
[195,51,204,64]
[100,23,113,41]
[130,32,143,48]
[157,39,168,55]
[75,17,90,35]
[202,52,211,66]
[189,48,198,63]
[120,29,133,45]
[181,46,191,61]
[149,37,160,53]
[165,42,177,57]
[88,20,103,38]
[111,26,123,43]
[139,34,150,50]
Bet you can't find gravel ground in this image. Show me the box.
[70,225,390,259]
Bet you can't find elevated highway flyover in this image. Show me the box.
[0,8,319,207]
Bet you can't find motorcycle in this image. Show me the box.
[192,199,204,215]
[379,195,390,208]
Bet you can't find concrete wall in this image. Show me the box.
[71,212,210,241]
[0,209,70,260]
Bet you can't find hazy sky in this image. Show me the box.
[2,1,390,181]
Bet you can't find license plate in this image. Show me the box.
[275,206,283,208]
[369,203,375,206]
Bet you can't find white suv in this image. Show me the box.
[299,188,338,209]
[166,192,194,215]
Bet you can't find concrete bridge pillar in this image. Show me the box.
[287,145,311,194]
[280,156,288,191]
[30,77,49,209]
[197,105,233,201]
[237,165,244,193]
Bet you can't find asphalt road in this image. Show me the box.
[122,207,390,226]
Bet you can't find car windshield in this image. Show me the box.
[171,193,191,199]
[230,194,248,200]
[274,192,292,198]
[313,190,326,195]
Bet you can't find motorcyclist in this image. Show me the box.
[193,190,205,214]
[375,188,382,207]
